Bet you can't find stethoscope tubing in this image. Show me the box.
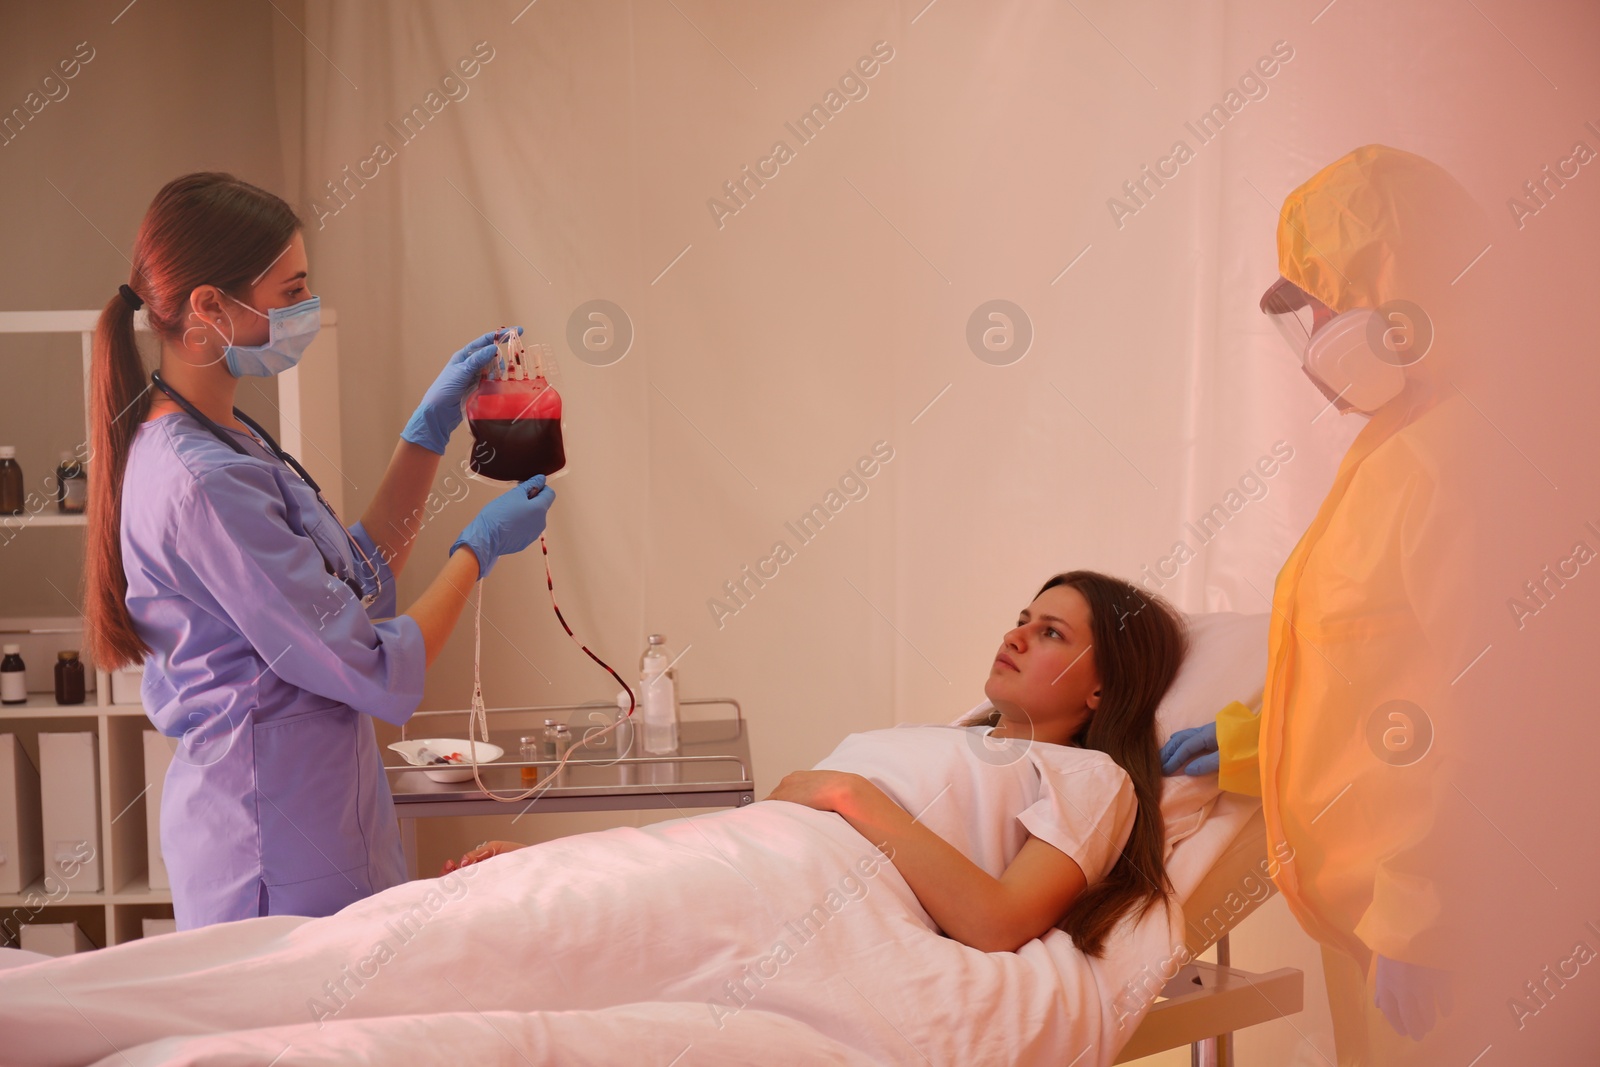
[149,371,382,608]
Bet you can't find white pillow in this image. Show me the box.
[952,611,1269,855]
[1155,611,1270,745]
[1155,612,1269,853]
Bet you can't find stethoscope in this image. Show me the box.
[150,371,382,609]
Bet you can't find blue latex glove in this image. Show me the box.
[1160,722,1220,776]
[1375,954,1452,1040]
[401,326,522,454]
[450,475,554,579]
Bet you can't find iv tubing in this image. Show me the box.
[465,533,636,803]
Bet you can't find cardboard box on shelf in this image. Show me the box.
[19,921,96,957]
[141,731,173,890]
[0,734,43,894]
[38,732,101,892]
[111,667,143,706]
[140,917,177,939]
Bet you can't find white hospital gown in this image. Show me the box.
[812,723,1137,885]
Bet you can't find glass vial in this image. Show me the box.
[0,447,23,515]
[54,651,85,706]
[1,645,26,705]
[542,719,571,785]
[518,735,541,784]
[56,452,87,515]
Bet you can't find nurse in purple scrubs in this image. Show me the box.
[82,172,554,928]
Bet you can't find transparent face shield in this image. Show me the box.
[1259,276,1333,360]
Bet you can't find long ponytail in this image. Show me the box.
[83,292,154,668]
[83,173,301,669]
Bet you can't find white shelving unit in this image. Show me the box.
[0,702,171,947]
[0,307,343,949]
[0,515,86,528]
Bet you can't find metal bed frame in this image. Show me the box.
[1113,807,1304,1065]
[1113,931,1304,1064]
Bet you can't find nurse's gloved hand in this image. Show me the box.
[451,474,554,579]
[401,326,522,455]
[1375,954,1452,1040]
[1160,722,1220,776]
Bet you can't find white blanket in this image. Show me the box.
[0,799,1250,1066]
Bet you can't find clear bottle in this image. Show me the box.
[56,452,87,515]
[542,719,572,784]
[1,645,26,705]
[518,735,541,784]
[0,447,23,516]
[639,634,679,754]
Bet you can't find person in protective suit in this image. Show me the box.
[1161,144,1513,1065]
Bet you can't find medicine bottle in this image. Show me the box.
[639,634,679,754]
[542,719,572,785]
[0,448,23,515]
[56,452,87,515]
[1,645,26,705]
[54,651,85,706]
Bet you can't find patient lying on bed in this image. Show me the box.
[0,570,1192,1067]
[450,569,1186,958]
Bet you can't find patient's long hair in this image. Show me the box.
[963,571,1186,957]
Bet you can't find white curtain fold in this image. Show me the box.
[283,0,1559,799]
[281,5,1596,1059]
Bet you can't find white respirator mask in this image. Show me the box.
[1259,277,1425,414]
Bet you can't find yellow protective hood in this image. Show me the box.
[1275,145,1486,316]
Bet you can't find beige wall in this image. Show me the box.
[0,0,302,614]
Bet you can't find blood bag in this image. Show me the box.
[465,329,566,481]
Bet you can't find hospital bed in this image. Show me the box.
[0,791,1303,1067]
[1101,609,1303,1066]
[0,611,1301,1066]
[1115,803,1303,1065]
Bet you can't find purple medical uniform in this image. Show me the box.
[120,412,425,929]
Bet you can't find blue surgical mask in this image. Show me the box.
[221,294,321,378]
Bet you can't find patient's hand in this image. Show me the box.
[766,770,856,812]
[441,840,524,875]
[766,770,885,816]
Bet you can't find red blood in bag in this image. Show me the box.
[470,418,565,481]
[466,373,566,481]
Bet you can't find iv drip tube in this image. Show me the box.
[464,532,636,802]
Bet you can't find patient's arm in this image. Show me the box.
[765,770,1088,953]
[441,839,525,875]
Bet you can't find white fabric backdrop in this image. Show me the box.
[283,0,1587,769]
[278,2,1597,1062]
